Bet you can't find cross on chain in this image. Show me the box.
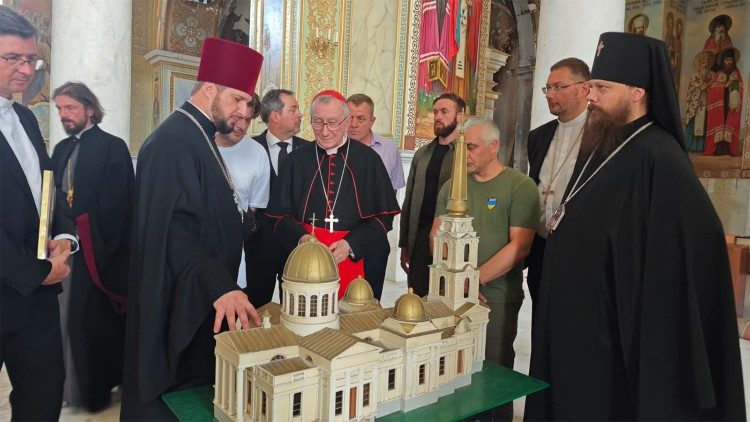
[309,213,317,236]
[324,213,339,233]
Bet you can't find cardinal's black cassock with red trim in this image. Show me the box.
[266,139,400,297]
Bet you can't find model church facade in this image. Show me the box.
[214,134,485,421]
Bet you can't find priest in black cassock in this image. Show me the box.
[50,82,133,412]
[121,38,264,420]
[526,32,745,420]
[266,90,399,298]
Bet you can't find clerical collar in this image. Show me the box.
[74,124,94,140]
[558,109,587,128]
[317,137,348,155]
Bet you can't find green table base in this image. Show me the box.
[162,361,547,421]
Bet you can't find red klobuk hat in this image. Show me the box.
[197,37,263,96]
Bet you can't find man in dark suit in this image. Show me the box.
[246,89,306,306]
[0,6,77,420]
[50,82,134,412]
[526,58,589,304]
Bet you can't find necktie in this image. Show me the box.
[277,141,289,172]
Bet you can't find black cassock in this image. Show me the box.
[122,102,252,414]
[526,117,745,419]
[51,125,134,410]
[265,139,399,272]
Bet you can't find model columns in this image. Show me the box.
[529,0,625,129]
[49,0,132,149]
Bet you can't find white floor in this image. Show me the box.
[2,277,749,421]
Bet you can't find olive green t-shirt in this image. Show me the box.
[436,168,539,303]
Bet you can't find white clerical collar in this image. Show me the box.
[187,100,213,122]
[318,137,348,155]
[558,109,587,128]
[267,130,292,148]
[74,124,94,140]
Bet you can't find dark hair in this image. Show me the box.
[550,57,591,81]
[260,89,295,123]
[346,93,375,115]
[0,6,37,39]
[248,92,261,120]
[432,92,466,112]
[52,82,105,124]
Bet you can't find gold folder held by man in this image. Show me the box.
[37,170,55,259]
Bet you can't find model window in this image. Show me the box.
[439,356,445,375]
[310,294,318,317]
[298,295,306,317]
[289,294,295,316]
[419,364,426,385]
[335,390,343,415]
[388,368,396,390]
[439,276,445,296]
[363,383,370,407]
[322,294,329,315]
[292,392,302,417]
[261,391,267,415]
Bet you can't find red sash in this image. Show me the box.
[303,224,364,298]
[76,213,127,314]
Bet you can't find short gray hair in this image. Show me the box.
[463,116,500,146]
[311,95,349,119]
[260,89,295,123]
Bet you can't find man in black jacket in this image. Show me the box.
[51,82,134,412]
[526,57,589,304]
[0,6,76,420]
[245,89,306,306]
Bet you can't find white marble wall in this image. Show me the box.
[49,0,132,149]
[347,0,399,137]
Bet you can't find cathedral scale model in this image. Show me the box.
[213,128,489,421]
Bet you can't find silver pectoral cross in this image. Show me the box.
[546,203,566,234]
[324,213,339,233]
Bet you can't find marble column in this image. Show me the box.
[50,0,132,149]
[530,0,625,129]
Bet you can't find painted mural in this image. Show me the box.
[626,0,748,178]
[415,0,484,140]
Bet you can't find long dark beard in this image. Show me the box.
[580,102,631,156]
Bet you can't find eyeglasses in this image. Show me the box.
[1,55,44,70]
[311,116,349,131]
[541,81,585,94]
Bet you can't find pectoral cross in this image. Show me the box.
[542,187,554,205]
[309,213,318,236]
[324,213,338,233]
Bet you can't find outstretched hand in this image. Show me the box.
[213,290,260,333]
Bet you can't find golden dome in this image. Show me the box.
[344,276,375,304]
[283,237,339,284]
[392,288,426,322]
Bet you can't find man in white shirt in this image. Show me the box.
[246,89,306,306]
[0,6,76,420]
[526,57,590,304]
[216,94,270,289]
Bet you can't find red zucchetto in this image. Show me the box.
[314,89,347,103]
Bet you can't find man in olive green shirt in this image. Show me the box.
[433,116,539,420]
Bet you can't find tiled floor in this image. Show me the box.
[1,277,748,421]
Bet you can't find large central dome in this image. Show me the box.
[283,237,339,283]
